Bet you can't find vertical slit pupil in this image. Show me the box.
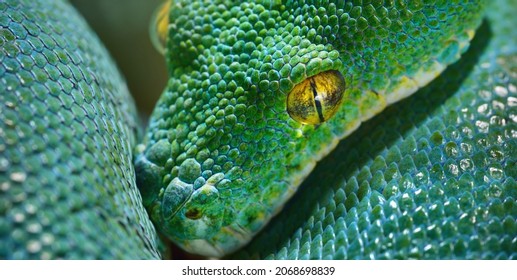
[310,78,326,123]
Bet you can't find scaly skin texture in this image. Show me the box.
[0,0,516,260]
[235,0,517,259]
[135,0,501,257]
[0,0,160,259]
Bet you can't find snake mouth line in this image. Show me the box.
[174,224,253,258]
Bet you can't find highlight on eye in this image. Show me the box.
[287,70,346,125]
[150,0,171,54]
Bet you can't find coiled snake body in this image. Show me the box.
[0,0,516,259]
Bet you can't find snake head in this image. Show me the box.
[135,0,484,257]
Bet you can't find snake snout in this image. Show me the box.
[160,175,225,240]
[135,144,227,241]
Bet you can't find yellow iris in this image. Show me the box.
[287,70,346,125]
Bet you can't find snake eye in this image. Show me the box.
[287,70,346,125]
[150,0,171,54]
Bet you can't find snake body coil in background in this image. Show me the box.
[1,0,516,259]
[0,0,160,259]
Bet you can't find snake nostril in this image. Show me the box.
[163,183,224,240]
[185,208,202,220]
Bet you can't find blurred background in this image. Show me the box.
[70,0,168,116]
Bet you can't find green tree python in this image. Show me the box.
[0,0,515,259]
